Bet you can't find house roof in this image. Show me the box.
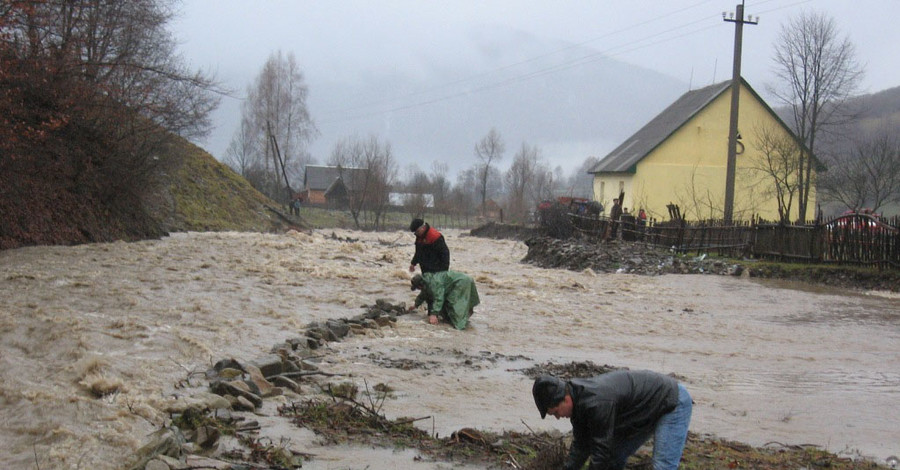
[304,165,369,191]
[388,193,434,207]
[590,80,731,174]
[589,78,811,174]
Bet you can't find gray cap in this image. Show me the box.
[532,375,567,419]
[410,274,425,291]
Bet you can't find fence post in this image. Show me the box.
[698,224,706,256]
[812,219,821,263]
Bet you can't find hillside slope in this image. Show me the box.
[0,134,290,250]
[144,136,287,233]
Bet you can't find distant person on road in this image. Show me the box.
[588,201,603,218]
[408,271,479,330]
[532,369,692,470]
[637,208,648,240]
[609,198,623,239]
[408,218,450,274]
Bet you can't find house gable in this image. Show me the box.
[304,165,369,191]
[589,81,731,174]
[590,78,814,175]
[591,78,815,221]
[303,165,369,205]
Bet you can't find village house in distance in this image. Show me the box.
[302,165,370,208]
[589,78,818,222]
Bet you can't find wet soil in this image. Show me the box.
[215,358,890,470]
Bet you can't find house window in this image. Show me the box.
[599,182,605,200]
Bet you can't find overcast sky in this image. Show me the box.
[172,0,900,178]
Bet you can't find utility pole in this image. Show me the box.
[722,2,757,223]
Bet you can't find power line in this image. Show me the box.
[316,0,815,127]
[317,2,721,124]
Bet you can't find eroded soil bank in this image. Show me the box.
[0,229,897,469]
[473,222,900,292]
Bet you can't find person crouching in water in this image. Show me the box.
[532,369,692,470]
[408,272,479,330]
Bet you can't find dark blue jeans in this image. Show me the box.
[612,383,693,470]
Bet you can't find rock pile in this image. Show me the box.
[473,223,900,292]
[468,223,743,276]
[129,299,412,470]
[522,237,744,276]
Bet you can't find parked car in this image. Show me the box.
[825,210,897,243]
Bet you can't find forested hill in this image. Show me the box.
[847,86,900,132]
[774,85,900,128]
[853,85,900,120]
[0,135,285,251]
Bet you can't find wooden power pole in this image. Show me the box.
[723,2,757,223]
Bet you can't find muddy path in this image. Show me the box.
[0,229,898,469]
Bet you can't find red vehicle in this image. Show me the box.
[536,197,601,222]
[825,209,897,241]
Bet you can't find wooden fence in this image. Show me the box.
[571,212,900,269]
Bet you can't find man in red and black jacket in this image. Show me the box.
[408,218,450,274]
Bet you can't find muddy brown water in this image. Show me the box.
[0,230,897,469]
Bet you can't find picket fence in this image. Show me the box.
[569,212,900,269]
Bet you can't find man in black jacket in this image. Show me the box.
[408,218,450,273]
[532,370,692,470]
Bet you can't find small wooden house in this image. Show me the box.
[303,165,369,206]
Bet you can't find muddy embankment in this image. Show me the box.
[472,222,900,292]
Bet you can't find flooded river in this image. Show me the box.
[0,229,897,469]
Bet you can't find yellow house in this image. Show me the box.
[589,78,816,222]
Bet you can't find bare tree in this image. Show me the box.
[453,167,489,222]
[328,136,366,227]
[0,0,221,222]
[505,142,546,223]
[460,163,503,213]
[430,162,451,210]
[675,164,725,221]
[675,163,759,221]
[819,130,900,213]
[328,135,396,229]
[565,157,600,198]
[748,124,804,223]
[404,168,431,220]
[3,0,220,140]
[237,50,317,202]
[474,128,505,215]
[363,138,397,230]
[531,164,557,206]
[447,183,477,226]
[769,10,863,221]
[224,107,258,177]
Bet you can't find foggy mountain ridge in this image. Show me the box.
[211,24,900,186]
[851,85,900,120]
[303,25,692,177]
[771,85,900,156]
[771,86,900,216]
[774,85,900,131]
